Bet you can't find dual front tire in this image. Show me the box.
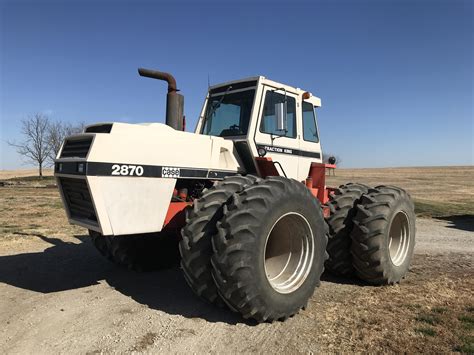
[178,175,258,304]
[181,176,328,322]
[211,177,328,322]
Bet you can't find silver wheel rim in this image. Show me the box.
[264,212,314,294]
[388,211,411,266]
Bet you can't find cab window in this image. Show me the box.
[260,91,296,138]
[302,101,319,143]
[201,89,255,137]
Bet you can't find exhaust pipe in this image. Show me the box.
[138,68,184,131]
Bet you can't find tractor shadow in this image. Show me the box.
[320,271,367,286]
[0,233,251,325]
[435,215,474,232]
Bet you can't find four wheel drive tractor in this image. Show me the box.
[54,68,416,323]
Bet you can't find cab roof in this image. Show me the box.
[209,76,321,107]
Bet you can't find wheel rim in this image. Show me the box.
[264,212,314,294]
[388,211,411,266]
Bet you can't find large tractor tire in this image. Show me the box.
[89,230,180,271]
[179,175,259,305]
[324,183,369,276]
[211,177,328,323]
[351,185,415,285]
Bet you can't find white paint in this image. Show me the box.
[89,176,176,235]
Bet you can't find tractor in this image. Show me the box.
[54,68,415,322]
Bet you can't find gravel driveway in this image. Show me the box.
[0,217,472,353]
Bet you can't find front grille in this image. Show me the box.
[60,137,93,158]
[59,177,97,223]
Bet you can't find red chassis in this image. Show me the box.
[163,157,336,230]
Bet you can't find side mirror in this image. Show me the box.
[275,102,287,132]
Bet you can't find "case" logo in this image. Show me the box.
[162,167,181,178]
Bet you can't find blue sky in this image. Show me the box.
[1,0,472,169]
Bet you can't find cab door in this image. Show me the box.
[253,86,300,180]
[297,100,323,180]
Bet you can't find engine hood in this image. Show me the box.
[56,122,244,177]
[54,122,245,235]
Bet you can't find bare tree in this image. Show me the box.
[47,121,66,164]
[47,121,85,164]
[64,121,86,136]
[8,114,52,177]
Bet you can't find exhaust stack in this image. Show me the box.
[138,68,184,131]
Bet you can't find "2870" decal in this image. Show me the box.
[111,164,144,176]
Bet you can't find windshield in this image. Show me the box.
[201,89,255,137]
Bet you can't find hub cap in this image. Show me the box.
[388,211,411,266]
[264,212,314,294]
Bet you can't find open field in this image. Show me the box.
[327,166,474,217]
[0,166,473,353]
[0,168,53,180]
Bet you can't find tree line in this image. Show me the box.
[8,113,85,177]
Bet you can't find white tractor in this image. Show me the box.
[55,68,416,322]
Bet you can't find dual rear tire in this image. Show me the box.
[324,183,369,276]
[351,186,415,284]
[324,184,415,285]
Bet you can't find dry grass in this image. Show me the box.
[327,166,474,217]
[313,253,474,353]
[0,187,82,245]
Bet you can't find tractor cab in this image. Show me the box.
[195,77,323,181]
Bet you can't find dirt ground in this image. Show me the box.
[0,167,473,353]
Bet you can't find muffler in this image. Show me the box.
[138,68,184,131]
